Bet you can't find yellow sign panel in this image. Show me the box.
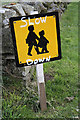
[10,12,61,67]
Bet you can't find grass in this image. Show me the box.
[44,2,78,118]
[2,2,78,119]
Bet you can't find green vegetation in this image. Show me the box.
[2,3,78,119]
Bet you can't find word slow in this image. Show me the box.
[20,16,47,28]
[26,56,51,65]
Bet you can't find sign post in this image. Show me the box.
[36,63,47,111]
[9,11,61,112]
[30,11,47,112]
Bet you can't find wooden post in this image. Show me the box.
[30,11,47,112]
[36,64,47,112]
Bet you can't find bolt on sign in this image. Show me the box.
[9,12,61,67]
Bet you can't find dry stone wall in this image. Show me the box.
[1,2,68,80]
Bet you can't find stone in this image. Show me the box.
[3,5,13,9]
[50,3,58,8]
[54,0,60,3]
[34,2,47,13]
[1,7,17,28]
[47,6,58,12]
[47,9,53,13]
[42,2,52,9]
[0,7,10,13]
[64,2,68,9]
[0,7,6,13]
[21,4,34,15]
[10,3,16,5]
[3,18,9,26]
[5,9,17,18]
[26,2,36,6]
[12,4,26,16]
[4,60,24,78]
[59,6,65,12]
[2,28,14,54]
[47,7,62,18]
[22,66,31,77]
[23,73,31,85]
[43,2,58,10]
[4,55,15,60]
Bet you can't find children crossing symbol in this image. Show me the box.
[26,25,49,56]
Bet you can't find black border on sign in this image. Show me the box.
[9,12,61,67]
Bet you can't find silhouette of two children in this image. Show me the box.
[26,25,49,56]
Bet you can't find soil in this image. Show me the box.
[44,73,54,83]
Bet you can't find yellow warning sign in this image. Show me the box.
[10,12,61,67]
